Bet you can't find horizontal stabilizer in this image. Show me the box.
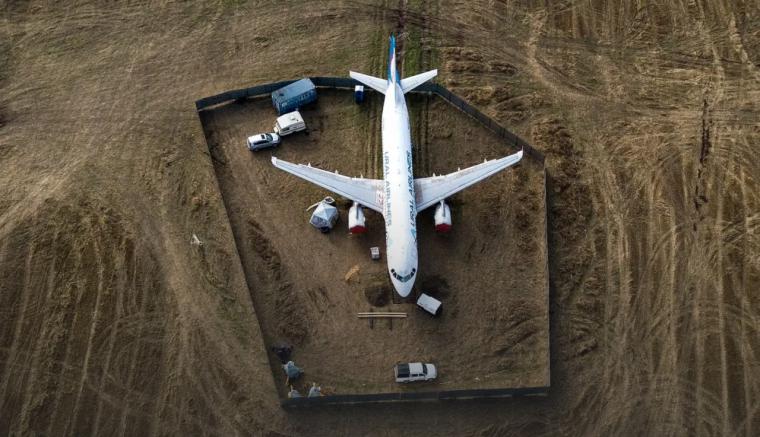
[350,71,388,95]
[400,69,438,93]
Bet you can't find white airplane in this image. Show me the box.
[272,35,523,298]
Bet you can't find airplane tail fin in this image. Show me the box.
[400,69,438,93]
[388,35,398,84]
[349,35,437,95]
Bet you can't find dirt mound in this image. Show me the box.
[363,274,390,307]
[274,283,308,344]
[246,220,308,344]
[246,219,283,280]
[532,117,593,245]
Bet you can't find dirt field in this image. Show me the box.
[1,1,759,436]
[201,89,548,397]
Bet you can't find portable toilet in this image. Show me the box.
[308,197,338,233]
[354,85,365,103]
[272,78,317,115]
[308,384,322,397]
[283,361,303,380]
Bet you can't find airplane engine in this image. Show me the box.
[348,202,367,234]
[434,200,452,233]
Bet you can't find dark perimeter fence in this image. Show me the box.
[195,78,551,407]
[195,77,544,164]
[281,385,547,408]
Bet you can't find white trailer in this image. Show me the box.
[274,110,306,136]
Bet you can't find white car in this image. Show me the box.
[247,133,281,151]
[394,362,437,383]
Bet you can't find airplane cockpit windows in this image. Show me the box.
[391,268,416,283]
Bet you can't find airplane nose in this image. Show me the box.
[392,279,414,298]
[389,267,417,297]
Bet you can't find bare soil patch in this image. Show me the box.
[200,89,549,397]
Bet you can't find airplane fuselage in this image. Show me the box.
[381,82,419,297]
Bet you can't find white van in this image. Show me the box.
[274,110,306,136]
[416,293,442,317]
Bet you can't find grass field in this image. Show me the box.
[1,1,759,435]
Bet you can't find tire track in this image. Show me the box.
[90,237,130,436]
[15,233,64,434]
[691,4,735,433]
[714,135,756,436]
[42,228,82,436]
[2,1,758,436]
[363,3,386,179]
[0,196,176,435]
[117,238,154,437]
[403,0,434,177]
[65,218,108,435]
[0,238,34,416]
[737,166,756,437]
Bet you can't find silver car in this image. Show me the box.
[394,362,437,383]
[246,132,281,151]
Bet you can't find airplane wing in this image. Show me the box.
[272,157,384,213]
[414,150,523,212]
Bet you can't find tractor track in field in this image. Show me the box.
[2,1,759,436]
[362,3,387,180]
